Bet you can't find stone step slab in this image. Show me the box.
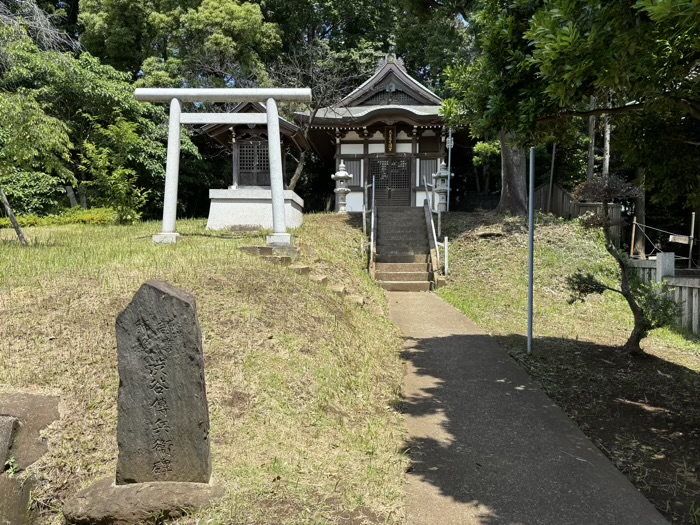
[376,254,430,264]
[378,241,429,249]
[378,249,430,256]
[290,265,311,275]
[261,255,292,266]
[309,274,328,286]
[378,230,427,237]
[377,208,425,215]
[346,295,365,306]
[378,281,431,292]
[376,271,431,282]
[240,245,300,258]
[378,220,427,228]
[375,262,429,272]
[329,285,346,297]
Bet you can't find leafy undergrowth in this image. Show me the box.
[438,211,700,525]
[0,216,406,525]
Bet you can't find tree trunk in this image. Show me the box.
[587,96,597,181]
[67,0,80,28]
[633,167,646,259]
[65,185,79,208]
[601,200,646,355]
[78,183,87,209]
[473,166,481,193]
[0,185,28,246]
[287,149,307,191]
[495,130,527,217]
[483,164,490,193]
[602,113,611,180]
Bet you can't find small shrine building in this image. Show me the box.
[296,54,449,211]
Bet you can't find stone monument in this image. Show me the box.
[116,280,211,484]
[64,281,221,524]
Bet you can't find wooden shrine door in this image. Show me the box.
[370,157,411,207]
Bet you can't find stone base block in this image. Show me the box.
[266,232,293,247]
[63,477,224,525]
[152,233,179,244]
[207,187,304,231]
[0,475,33,525]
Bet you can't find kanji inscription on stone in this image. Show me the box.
[115,281,211,484]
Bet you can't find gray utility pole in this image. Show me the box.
[527,147,536,354]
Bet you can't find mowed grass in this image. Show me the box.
[438,211,700,524]
[0,216,407,525]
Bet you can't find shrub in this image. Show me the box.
[0,207,117,228]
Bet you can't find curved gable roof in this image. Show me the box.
[339,54,442,107]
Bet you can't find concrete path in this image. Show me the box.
[388,292,667,525]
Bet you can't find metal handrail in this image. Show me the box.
[422,176,441,271]
[368,175,376,273]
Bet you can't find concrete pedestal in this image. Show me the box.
[206,187,304,231]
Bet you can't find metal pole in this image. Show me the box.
[527,147,536,354]
[689,212,696,269]
[447,128,453,212]
[546,143,556,213]
[265,98,290,245]
[444,237,449,275]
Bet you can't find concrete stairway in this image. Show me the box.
[375,207,432,292]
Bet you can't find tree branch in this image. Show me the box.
[539,103,645,123]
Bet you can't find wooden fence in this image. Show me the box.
[629,253,700,334]
[534,182,622,243]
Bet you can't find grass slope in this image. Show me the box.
[439,212,700,525]
[0,216,407,525]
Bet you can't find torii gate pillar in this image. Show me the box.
[152,98,182,244]
[135,88,312,246]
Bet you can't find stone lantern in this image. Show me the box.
[433,161,449,212]
[332,162,352,213]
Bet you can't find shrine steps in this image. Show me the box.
[374,207,433,292]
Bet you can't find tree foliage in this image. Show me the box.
[81,0,281,85]
[0,19,177,220]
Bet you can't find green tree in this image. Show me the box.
[568,175,680,354]
[526,0,700,205]
[0,20,177,218]
[394,0,470,94]
[0,91,72,243]
[81,0,280,85]
[259,0,396,55]
[442,0,549,216]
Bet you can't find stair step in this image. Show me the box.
[377,228,428,236]
[241,245,300,258]
[309,274,328,286]
[376,262,429,272]
[329,285,346,296]
[376,254,430,263]
[262,255,292,266]
[290,265,311,275]
[378,240,429,249]
[378,281,431,292]
[378,220,427,227]
[378,207,425,213]
[376,271,431,281]
[378,249,430,256]
[346,294,365,306]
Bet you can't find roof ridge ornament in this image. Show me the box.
[378,53,405,72]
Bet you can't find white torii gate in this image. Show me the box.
[134,88,312,246]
